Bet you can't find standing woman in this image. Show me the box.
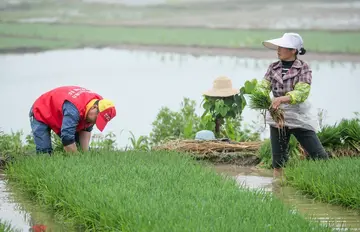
[255,32,329,177]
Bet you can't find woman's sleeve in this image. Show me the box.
[286,63,312,104]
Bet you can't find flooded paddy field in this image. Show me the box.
[0,0,360,30]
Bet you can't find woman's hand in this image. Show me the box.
[270,96,291,110]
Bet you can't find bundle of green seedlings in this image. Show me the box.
[317,117,360,156]
[247,90,285,129]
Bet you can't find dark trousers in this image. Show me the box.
[270,126,329,168]
[29,107,80,154]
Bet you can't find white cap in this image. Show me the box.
[262,33,304,51]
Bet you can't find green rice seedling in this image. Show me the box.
[247,91,285,129]
[317,124,344,148]
[285,157,360,211]
[6,151,332,232]
[317,118,360,156]
[339,118,360,151]
[0,219,19,232]
[257,139,272,168]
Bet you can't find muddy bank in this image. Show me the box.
[1,45,360,62]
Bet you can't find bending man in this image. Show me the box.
[29,86,117,154]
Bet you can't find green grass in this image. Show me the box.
[0,37,78,49]
[285,157,360,211]
[0,219,17,232]
[5,150,332,232]
[0,22,359,53]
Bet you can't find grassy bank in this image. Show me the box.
[5,151,332,231]
[285,157,360,211]
[0,22,360,53]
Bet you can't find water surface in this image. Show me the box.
[0,173,68,232]
[0,48,359,148]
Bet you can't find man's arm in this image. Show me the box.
[78,125,94,151]
[61,101,80,153]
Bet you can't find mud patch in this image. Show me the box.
[193,152,261,166]
[0,47,51,54]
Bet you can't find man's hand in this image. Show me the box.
[270,96,291,110]
[64,143,78,153]
[79,131,92,152]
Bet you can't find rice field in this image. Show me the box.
[5,150,333,232]
[285,157,360,211]
[0,22,360,53]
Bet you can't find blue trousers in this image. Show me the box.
[29,108,80,154]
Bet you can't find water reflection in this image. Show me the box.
[214,164,360,231]
[0,174,30,231]
[0,174,69,232]
[0,48,359,148]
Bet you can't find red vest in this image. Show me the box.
[32,86,103,135]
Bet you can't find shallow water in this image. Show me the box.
[0,48,359,148]
[214,164,360,231]
[0,173,68,232]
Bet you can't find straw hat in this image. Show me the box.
[203,76,239,97]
